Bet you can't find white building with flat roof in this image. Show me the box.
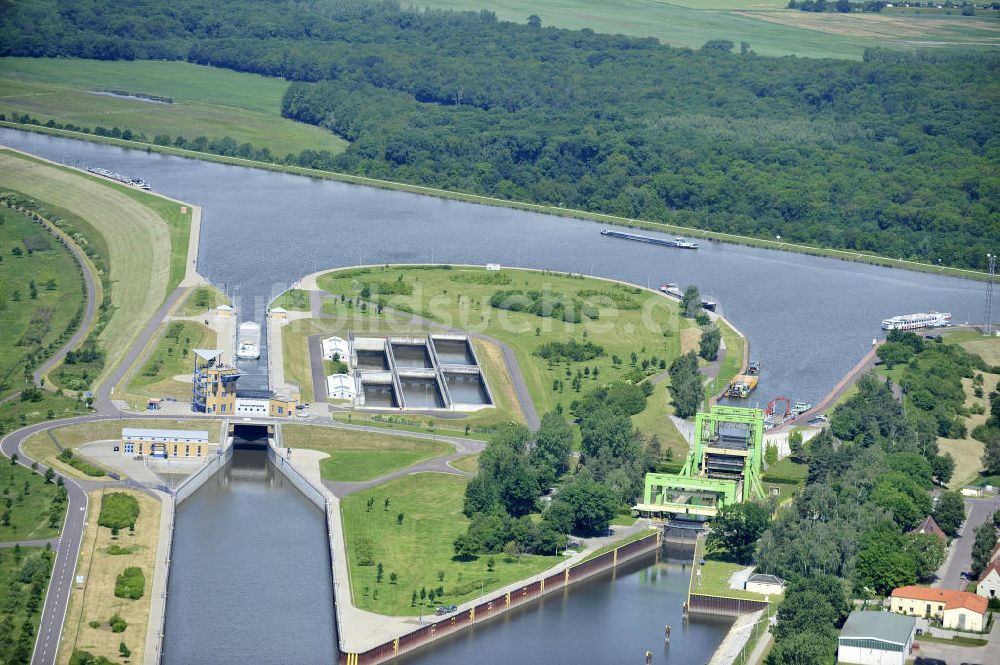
[322,336,351,362]
[327,374,357,400]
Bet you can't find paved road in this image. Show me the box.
[308,333,329,402]
[936,496,1000,589]
[0,538,58,549]
[32,217,99,388]
[914,617,1000,664]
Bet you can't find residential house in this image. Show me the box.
[889,586,988,632]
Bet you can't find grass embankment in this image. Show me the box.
[23,419,222,481]
[420,0,999,59]
[918,633,989,647]
[127,321,216,401]
[691,538,768,601]
[341,473,560,615]
[0,461,67,542]
[177,285,228,317]
[0,149,193,389]
[281,424,451,482]
[0,203,83,398]
[579,528,657,564]
[271,288,310,311]
[316,266,702,447]
[762,456,808,503]
[0,546,54,663]
[941,330,1000,488]
[59,489,160,665]
[0,392,90,443]
[0,57,348,157]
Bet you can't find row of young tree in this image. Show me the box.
[2,0,996,269]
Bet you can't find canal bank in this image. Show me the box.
[267,434,719,664]
[0,120,988,283]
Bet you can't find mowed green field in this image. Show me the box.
[281,424,451,482]
[421,0,999,58]
[341,473,559,615]
[128,321,216,401]
[315,266,726,444]
[0,204,82,397]
[0,58,348,157]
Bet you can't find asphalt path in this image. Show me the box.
[936,496,1000,590]
[32,222,99,388]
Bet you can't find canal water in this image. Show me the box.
[395,551,732,665]
[0,129,989,663]
[0,128,987,404]
[163,447,336,665]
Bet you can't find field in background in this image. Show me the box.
[421,0,998,58]
[0,58,348,157]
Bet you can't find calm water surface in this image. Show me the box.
[1,128,986,402]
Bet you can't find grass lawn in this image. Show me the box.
[272,288,310,311]
[579,528,657,563]
[127,321,216,401]
[1,150,193,388]
[0,461,66,542]
[419,0,999,58]
[316,266,699,440]
[59,489,161,665]
[282,424,451,482]
[450,454,480,474]
[631,378,688,459]
[692,539,767,600]
[0,546,54,663]
[0,203,84,398]
[0,391,90,443]
[340,473,560,615]
[177,285,228,317]
[0,58,348,157]
[764,457,808,481]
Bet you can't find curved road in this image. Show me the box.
[31,216,99,389]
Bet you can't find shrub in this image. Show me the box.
[70,650,121,665]
[114,567,145,600]
[98,493,139,530]
[88,620,100,629]
[108,613,127,633]
[106,544,137,556]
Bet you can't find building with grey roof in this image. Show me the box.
[837,610,915,665]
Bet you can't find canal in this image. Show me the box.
[0,128,985,403]
[0,129,988,663]
[163,446,337,665]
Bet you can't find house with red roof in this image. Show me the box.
[908,515,947,543]
[889,586,988,632]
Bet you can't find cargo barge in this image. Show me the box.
[601,229,698,249]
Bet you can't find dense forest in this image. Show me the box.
[2,0,998,268]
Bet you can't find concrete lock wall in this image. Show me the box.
[267,447,327,510]
[174,444,233,504]
[341,532,662,665]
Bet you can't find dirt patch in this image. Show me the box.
[680,327,701,356]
